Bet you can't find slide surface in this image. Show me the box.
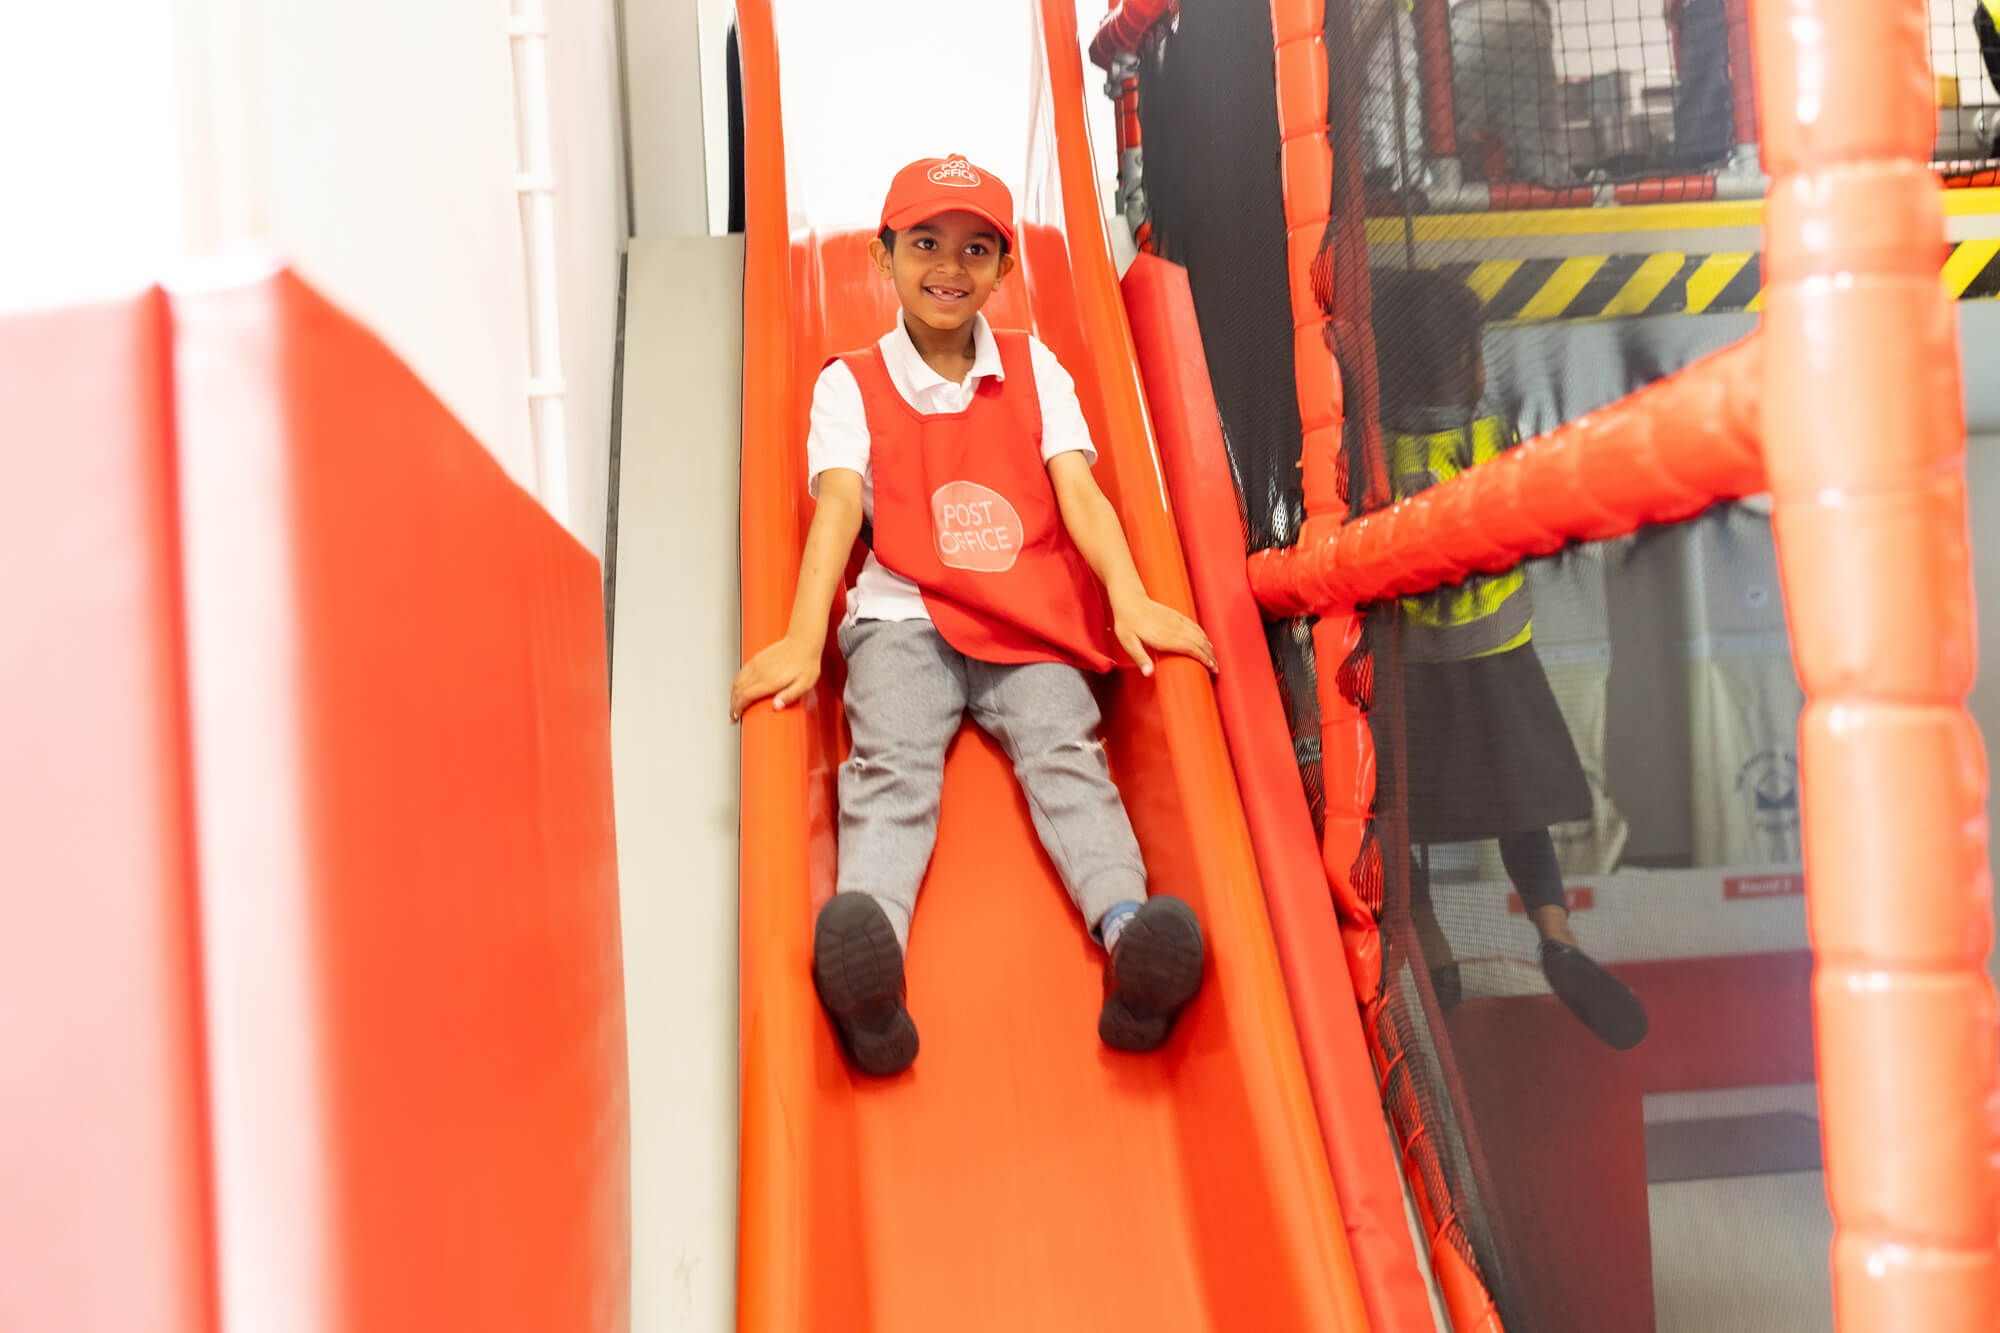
[733,3,1372,1331]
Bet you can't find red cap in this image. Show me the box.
[879,154,1016,250]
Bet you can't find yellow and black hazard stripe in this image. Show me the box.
[1430,241,2000,325]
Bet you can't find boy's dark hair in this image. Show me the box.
[1368,267,1486,418]
[878,224,1011,259]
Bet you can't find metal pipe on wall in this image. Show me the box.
[509,0,572,530]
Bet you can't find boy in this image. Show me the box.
[730,155,1214,1077]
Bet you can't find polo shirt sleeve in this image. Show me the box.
[1026,336,1099,467]
[805,359,869,498]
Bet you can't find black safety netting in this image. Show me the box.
[1357,1,2000,202]
[1358,0,1755,202]
[1136,0,1304,555]
[1138,0,1330,837]
[1361,516,1821,1333]
[1940,1,2000,167]
[1137,1,1828,1329]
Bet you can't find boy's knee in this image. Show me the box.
[840,749,898,793]
[1016,733,1109,774]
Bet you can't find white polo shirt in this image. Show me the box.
[806,312,1099,625]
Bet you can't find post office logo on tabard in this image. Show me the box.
[932,481,1022,572]
[928,156,981,187]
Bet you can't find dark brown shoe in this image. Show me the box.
[813,894,918,1076]
[1099,897,1205,1052]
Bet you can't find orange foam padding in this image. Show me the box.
[169,270,627,1330]
[1248,337,1765,618]
[1754,1,2000,1327]
[1123,253,1437,1333]
[734,1,1371,1329]
[1,292,217,1333]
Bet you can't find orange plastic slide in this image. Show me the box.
[733,2,1375,1331]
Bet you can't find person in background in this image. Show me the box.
[1977,1,2000,154]
[1449,0,1566,183]
[1665,0,1737,168]
[1366,266,1648,1051]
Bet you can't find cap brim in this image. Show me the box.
[880,198,1016,247]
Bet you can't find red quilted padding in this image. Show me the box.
[4,270,627,1332]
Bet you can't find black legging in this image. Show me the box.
[1980,7,2000,105]
[1497,828,1566,916]
[1409,828,1567,917]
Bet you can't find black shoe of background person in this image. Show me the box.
[1540,939,1649,1051]
[1099,896,1206,1052]
[812,893,919,1077]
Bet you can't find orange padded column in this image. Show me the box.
[1268,3,1502,1330]
[1754,2,2000,1328]
[1267,0,1376,984]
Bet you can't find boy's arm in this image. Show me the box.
[729,468,864,720]
[1047,452,1216,676]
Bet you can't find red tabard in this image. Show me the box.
[840,331,1117,672]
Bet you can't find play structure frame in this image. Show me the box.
[1242,0,1999,1327]
[1094,0,2000,1327]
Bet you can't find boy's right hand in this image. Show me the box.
[730,634,823,722]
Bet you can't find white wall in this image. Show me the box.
[14,0,629,559]
[547,0,635,556]
[211,0,542,489]
[629,0,1125,250]
[696,0,736,236]
[622,0,713,235]
[2,6,187,310]
[209,0,629,557]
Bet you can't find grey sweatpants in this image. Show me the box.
[837,618,1147,949]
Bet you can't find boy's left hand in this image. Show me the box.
[1113,596,1218,677]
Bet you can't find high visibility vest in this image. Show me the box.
[1389,414,1533,662]
[1986,0,2000,24]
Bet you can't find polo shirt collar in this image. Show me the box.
[888,311,1006,389]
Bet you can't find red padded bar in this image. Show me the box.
[1248,337,1764,617]
[1125,253,1436,1333]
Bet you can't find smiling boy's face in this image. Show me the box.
[870,209,1016,338]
